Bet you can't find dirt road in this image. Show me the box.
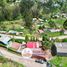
[0,47,47,67]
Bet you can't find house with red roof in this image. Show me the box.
[26,42,40,48]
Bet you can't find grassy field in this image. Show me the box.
[0,56,24,67]
[50,56,67,67]
[46,31,60,37]
[52,19,65,23]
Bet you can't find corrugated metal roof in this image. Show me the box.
[0,35,11,44]
[55,42,67,53]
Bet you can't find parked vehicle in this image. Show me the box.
[35,59,45,64]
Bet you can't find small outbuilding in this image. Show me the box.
[51,42,67,56]
[64,30,67,34]
[0,35,11,45]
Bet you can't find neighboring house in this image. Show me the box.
[17,41,42,52]
[54,42,67,56]
[32,18,44,24]
[64,30,67,34]
[8,30,19,34]
[8,30,23,35]
[61,13,67,18]
[0,35,11,45]
[10,42,23,50]
[38,30,44,33]
[49,29,61,32]
[32,18,37,22]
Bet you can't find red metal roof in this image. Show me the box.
[26,42,38,48]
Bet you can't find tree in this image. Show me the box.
[6,0,16,3]
[60,29,64,35]
[3,4,20,21]
[0,8,5,21]
[0,0,5,7]
[32,1,43,18]
[20,0,34,30]
[63,19,67,30]
[51,44,57,56]
[25,35,29,43]
[12,5,20,20]
[48,20,57,28]
[42,33,52,49]
[0,0,6,21]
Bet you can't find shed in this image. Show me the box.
[52,42,67,56]
[64,30,67,34]
[0,36,11,45]
[49,29,61,32]
[38,30,44,33]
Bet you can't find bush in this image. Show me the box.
[2,5,20,21]
[0,44,6,48]
[0,56,8,63]
[51,45,57,56]
[0,8,5,21]
[30,36,36,41]
[10,39,25,43]
[62,38,67,42]
[55,38,62,42]
[25,34,30,43]
[48,20,57,28]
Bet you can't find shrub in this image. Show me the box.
[25,35,29,43]
[10,39,25,43]
[62,38,67,42]
[55,38,62,42]
[51,45,57,56]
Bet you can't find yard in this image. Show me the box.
[50,56,67,67]
[0,56,24,67]
[46,31,60,37]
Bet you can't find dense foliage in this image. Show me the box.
[0,0,67,30]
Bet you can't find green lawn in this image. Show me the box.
[46,31,60,37]
[46,31,67,37]
[0,56,24,67]
[50,56,67,67]
[51,18,66,25]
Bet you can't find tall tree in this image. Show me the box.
[48,20,57,28]
[63,19,67,30]
[0,0,5,7]
[20,0,34,29]
[42,33,52,49]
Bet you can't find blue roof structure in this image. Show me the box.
[0,35,11,45]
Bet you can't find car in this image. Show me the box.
[35,59,45,64]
